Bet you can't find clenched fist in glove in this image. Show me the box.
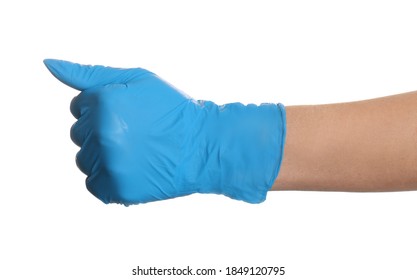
[44,59,286,205]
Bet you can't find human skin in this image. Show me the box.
[273,91,417,192]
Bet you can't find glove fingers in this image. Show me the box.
[70,119,90,147]
[70,95,82,119]
[70,90,97,119]
[69,84,126,119]
[75,142,99,176]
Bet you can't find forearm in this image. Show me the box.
[273,91,417,192]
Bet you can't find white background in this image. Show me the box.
[1,0,417,279]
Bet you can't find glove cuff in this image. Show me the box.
[177,101,287,203]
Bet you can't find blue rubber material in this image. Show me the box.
[44,59,286,205]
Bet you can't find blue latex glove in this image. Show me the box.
[44,59,286,205]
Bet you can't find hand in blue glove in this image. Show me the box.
[44,59,286,205]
